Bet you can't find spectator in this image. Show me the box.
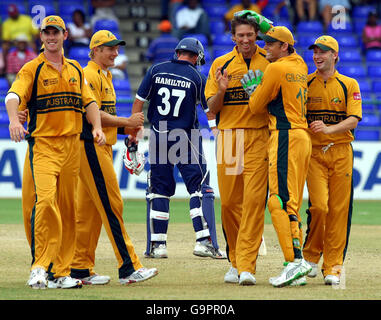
[319,0,351,32]
[1,4,39,62]
[145,20,179,64]
[296,0,317,22]
[67,9,92,52]
[90,0,120,29]
[224,0,269,31]
[110,49,129,79]
[5,34,37,86]
[362,11,381,51]
[173,0,210,42]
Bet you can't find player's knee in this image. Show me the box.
[268,193,284,213]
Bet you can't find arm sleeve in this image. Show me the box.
[81,68,97,108]
[8,66,34,110]
[346,79,362,121]
[136,66,154,100]
[249,64,280,114]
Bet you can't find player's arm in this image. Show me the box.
[310,116,358,135]
[85,102,106,145]
[249,65,279,114]
[207,66,228,114]
[99,110,144,128]
[5,93,29,142]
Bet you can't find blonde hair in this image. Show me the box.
[88,45,104,59]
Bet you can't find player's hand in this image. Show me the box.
[9,119,29,142]
[128,112,144,128]
[310,120,330,134]
[93,128,106,146]
[18,110,28,125]
[211,127,219,138]
[241,69,263,96]
[215,67,229,92]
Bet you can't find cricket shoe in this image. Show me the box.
[119,267,158,285]
[224,267,239,283]
[270,259,312,288]
[324,275,340,285]
[290,276,307,286]
[145,243,168,258]
[307,261,318,278]
[48,276,83,289]
[193,240,227,259]
[80,274,111,285]
[239,272,256,286]
[27,267,47,289]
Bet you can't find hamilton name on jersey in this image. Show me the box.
[155,76,191,89]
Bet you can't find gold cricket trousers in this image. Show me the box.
[217,128,269,274]
[28,134,80,278]
[303,143,354,277]
[70,140,143,279]
[268,129,311,262]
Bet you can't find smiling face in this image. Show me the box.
[94,45,120,69]
[232,23,258,59]
[40,27,67,53]
[312,47,337,73]
[264,41,284,62]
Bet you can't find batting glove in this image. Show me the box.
[241,69,263,96]
[122,137,145,176]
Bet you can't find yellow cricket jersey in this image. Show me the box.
[82,60,117,145]
[249,52,309,131]
[306,70,362,146]
[205,45,269,129]
[8,53,95,138]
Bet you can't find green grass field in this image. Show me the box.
[0,198,380,303]
[1,198,380,225]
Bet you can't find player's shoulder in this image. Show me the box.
[65,58,84,71]
[335,70,358,85]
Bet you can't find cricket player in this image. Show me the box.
[70,30,158,285]
[303,36,362,285]
[205,11,270,285]
[243,26,312,287]
[131,37,226,259]
[5,15,106,289]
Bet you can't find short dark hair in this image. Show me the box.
[230,16,259,35]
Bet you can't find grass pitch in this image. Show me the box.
[0,199,380,303]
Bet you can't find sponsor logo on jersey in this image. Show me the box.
[330,97,342,105]
[69,77,77,86]
[43,78,59,86]
[353,92,361,100]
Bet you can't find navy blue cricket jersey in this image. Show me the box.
[136,59,209,131]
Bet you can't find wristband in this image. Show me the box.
[208,119,217,128]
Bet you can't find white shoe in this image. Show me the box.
[224,267,239,283]
[307,261,318,278]
[324,275,340,285]
[119,267,158,285]
[259,236,267,256]
[80,274,110,285]
[27,267,47,289]
[290,276,307,286]
[270,259,312,288]
[145,244,168,258]
[48,276,83,289]
[239,271,256,286]
[193,241,227,259]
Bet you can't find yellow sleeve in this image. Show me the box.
[2,20,10,41]
[8,65,34,110]
[249,64,280,114]
[346,79,362,120]
[80,67,97,108]
[84,68,101,108]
